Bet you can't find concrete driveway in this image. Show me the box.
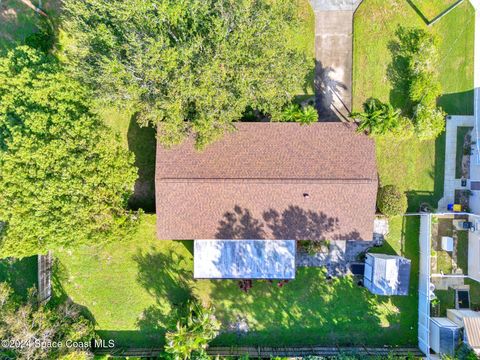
[310,0,362,121]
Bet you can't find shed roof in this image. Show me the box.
[364,253,411,296]
[193,239,296,279]
[156,122,378,240]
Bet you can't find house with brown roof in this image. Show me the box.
[155,122,378,279]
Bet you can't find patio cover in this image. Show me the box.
[194,239,296,279]
[464,317,480,354]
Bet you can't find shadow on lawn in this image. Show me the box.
[132,246,195,343]
[0,256,37,299]
[405,132,446,212]
[127,115,156,213]
[206,269,400,346]
[50,258,98,326]
[207,215,420,346]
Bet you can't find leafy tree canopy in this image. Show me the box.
[62,0,312,148]
[165,300,220,360]
[0,46,138,258]
[0,283,95,360]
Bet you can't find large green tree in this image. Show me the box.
[0,46,138,258]
[62,0,312,148]
[0,283,95,360]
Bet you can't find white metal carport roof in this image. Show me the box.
[193,239,296,279]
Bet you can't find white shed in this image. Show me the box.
[429,317,461,356]
[364,253,411,296]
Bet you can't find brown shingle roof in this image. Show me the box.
[156,122,378,240]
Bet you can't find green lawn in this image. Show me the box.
[54,215,420,348]
[466,278,480,310]
[456,231,469,274]
[434,289,455,316]
[0,256,37,299]
[291,0,315,102]
[353,0,474,211]
[412,0,460,21]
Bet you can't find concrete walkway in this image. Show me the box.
[310,0,362,121]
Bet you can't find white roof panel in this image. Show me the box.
[194,239,296,279]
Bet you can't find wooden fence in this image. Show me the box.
[37,251,53,304]
[94,346,424,359]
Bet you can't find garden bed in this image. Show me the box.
[455,126,473,179]
[431,216,469,275]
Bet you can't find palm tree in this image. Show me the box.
[351,98,401,136]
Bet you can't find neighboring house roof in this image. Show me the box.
[155,122,378,240]
[193,239,296,279]
[464,317,480,351]
[364,253,411,296]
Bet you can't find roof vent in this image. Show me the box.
[303,193,309,199]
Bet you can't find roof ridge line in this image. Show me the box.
[155,178,377,184]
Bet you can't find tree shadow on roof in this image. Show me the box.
[215,205,363,241]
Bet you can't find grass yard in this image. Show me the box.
[412,0,460,21]
[0,256,37,299]
[353,0,474,211]
[466,278,480,310]
[54,215,420,348]
[100,108,157,213]
[456,231,469,274]
[432,217,454,274]
[291,0,315,102]
[434,289,455,316]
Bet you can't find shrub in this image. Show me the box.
[0,283,95,359]
[351,98,408,137]
[377,185,408,216]
[414,103,446,140]
[25,19,55,53]
[389,26,445,141]
[299,240,329,255]
[165,300,220,360]
[280,104,318,124]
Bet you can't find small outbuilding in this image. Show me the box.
[364,253,411,296]
[429,317,461,356]
[193,239,296,279]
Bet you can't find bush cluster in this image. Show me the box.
[279,104,318,124]
[396,26,445,140]
[352,27,445,140]
[377,185,408,217]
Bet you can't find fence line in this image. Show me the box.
[94,346,423,358]
[38,251,53,304]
